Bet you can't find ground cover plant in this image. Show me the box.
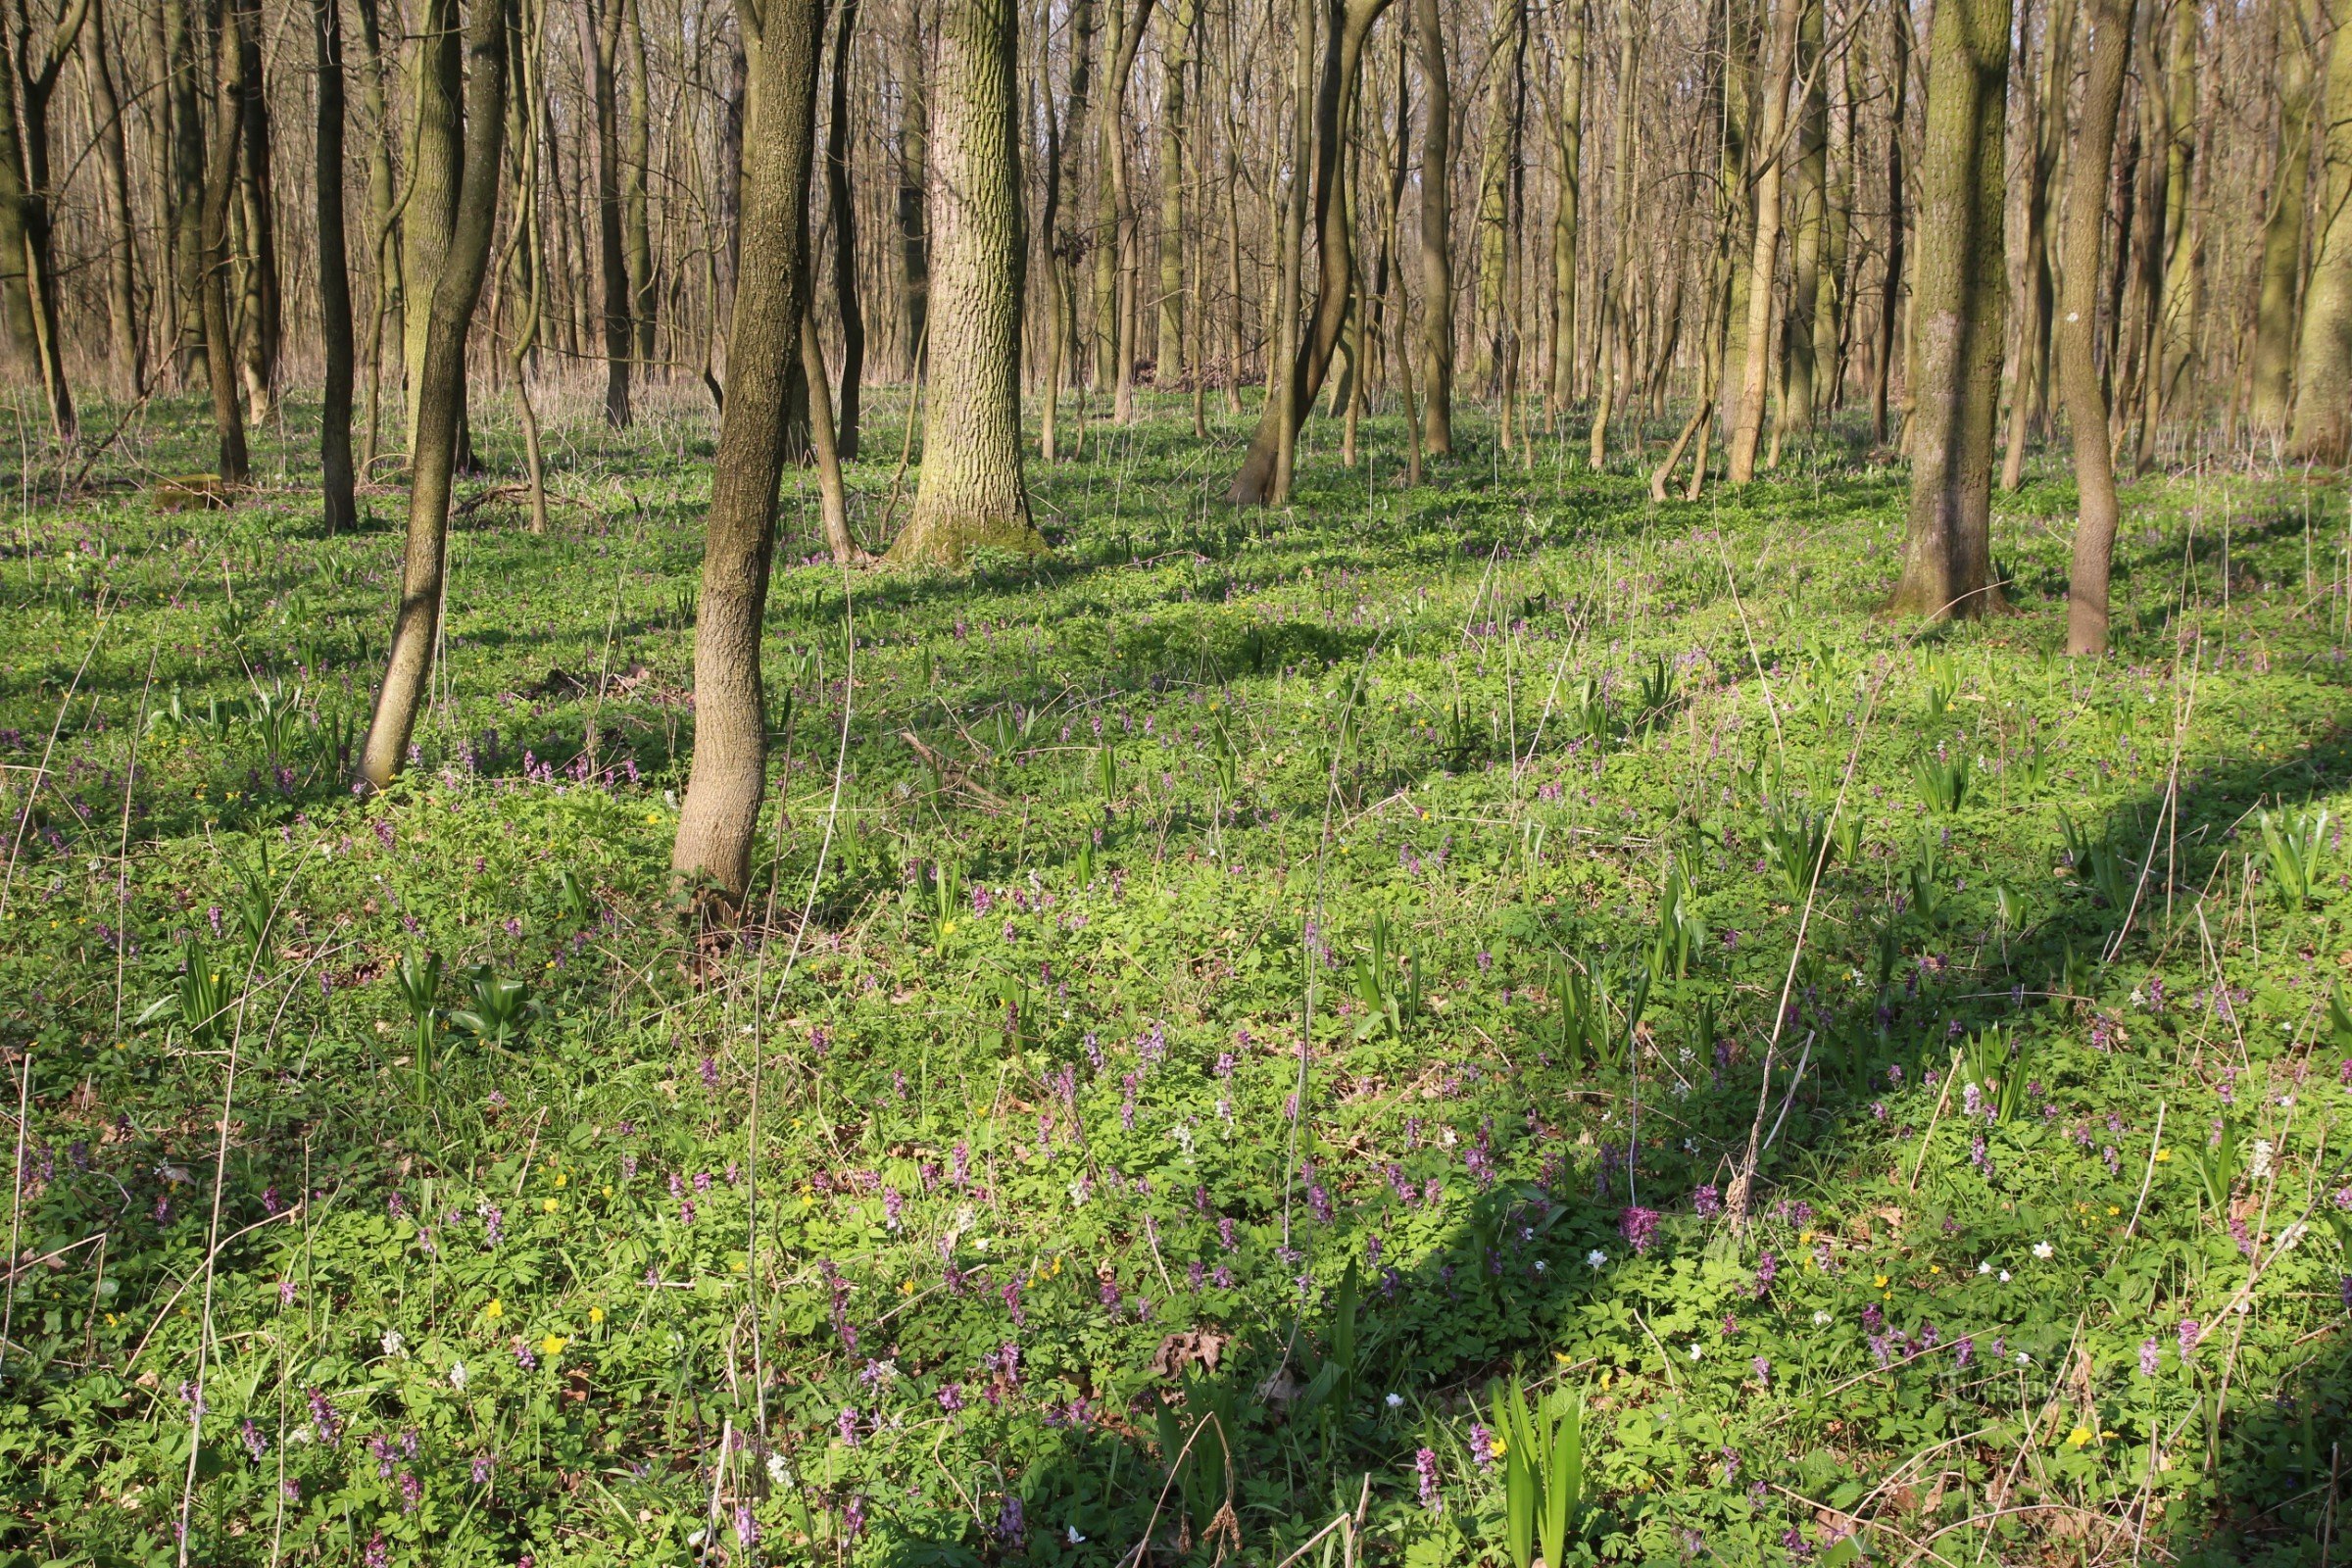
[4,391,2352,1568]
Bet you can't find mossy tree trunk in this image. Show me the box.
[356,0,510,793]
[1885,0,2010,621]
[886,0,1043,559]
[667,0,824,902]
[2061,0,2133,656]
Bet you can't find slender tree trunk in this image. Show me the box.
[1548,0,1583,428]
[1813,33,1853,413]
[1775,0,1826,445]
[165,0,208,384]
[1094,0,1152,416]
[355,0,399,470]
[803,311,864,561]
[898,0,931,374]
[2151,0,2197,427]
[1227,0,1394,504]
[886,0,1040,559]
[1156,0,1199,402]
[200,0,247,480]
[1039,0,1093,458]
[233,0,277,423]
[1886,0,2010,619]
[1589,16,1636,469]
[585,0,631,422]
[1413,0,1450,453]
[826,0,865,455]
[1727,0,1798,481]
[2250,0,2318,435]
[2288,0,2352,463]
[80,0,143,397]
[1870,0,1907,444]
[0,0,88,435]
[2001,0,2072,489]
[622,0,654,367]
[1472,0,1525,394]
[2063,0,2133,655]
[357,0,510,792]
[668,0,823,901]
[317,0,356,531]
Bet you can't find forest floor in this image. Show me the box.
[2,388,2349,1567]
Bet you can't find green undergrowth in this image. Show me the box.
[3,389,2351,1566]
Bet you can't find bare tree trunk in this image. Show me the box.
[234,0,278,423]
[1413,0,1450,453]
[0,0,89,435]
[1038,0,1092,458]
[1813,31,1853,414]
[1869,0,1907,445]
[668,0,823,901]
[803,310,864,561]
[316,0,357,531]
[1588,15,1636,469]
[1548,0,1583,429]
[80,0,143,397]
[585,0,632,422]
[1093,0,1152,416]
[1227,0,1393,504]
[898,0,931,374]
[164,0,208,385]
[826,0,866,455]
[357,0,510,792]
[2250,0,2318,436]
[1775,0,1826,446]
[2288,0,2352,463]
[2001,0,2072,489]
[355,0,400,470]
[1886,0,2010,619]
[886,0,1040,558]
[1471,0,1524,395]
[1727,0,1798,482]
[623,0,654,367]
[200,0,247,480]
[1156,0,1199,403]
[2063,0,2133,655]
[403,0,466,456]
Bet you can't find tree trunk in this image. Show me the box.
[1727,0,1798,481]
[1038,0,1093,458]
[2288,0,2352,463]
[316,0,357,532]
[1776,0,1826,444]
[355,0,400,470]
[825,0,865,455]
[1589,16,1637,469]
[80,0,144,397]
[1869,0,1907,444]
[1471,0,1524,394]
[2001,0,2072,489]
[1548,0,1583,427]
[1156,0,1199,400]
[356,0,510,793]
[0,0,88,434]
[234,0,278,423]
[164,0,208,385]
[200,0,247,481]
[1092,0,1152,416]
[1812,34,1853,414]
[1227,0,1393,504]
[585,0,631,422]
[2150,0,2198,426]
[1412,0,1450,453]
[897,0,931,374]
[668,0,823,901]
[803,311,864,561]
[2062,0,2133,655]
[403,0,466,457]
[623,0,654,367]
[1886,0,2010,619]
[886,0,1040,559]
[2250,0,2318,435]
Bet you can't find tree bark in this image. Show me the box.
[1547,0,1583,428]
[1776,0,1826,444]
[585,0,632,422]
[164,0,208,384]
[803,310,864,562]
[403,0,466,455]
[2062,0,2133,655]
[1412,0,1450,453]
[79,0,142,397]
[825,0,865,455]
[622,0,654,366]
[1869,0,1907,444]
[887,0,1040,558]
[668,0,823,901]
[2288,0,2352,463]
[1726,0,1798,481]
[356,0,510,793]
[1886,0,2010,619]
[2250,0,2319,435]
[897,0,931,374]
[1156,0,1199,400]
[316,0,357,532]
[0,0,89,434]
[2000,0,2073,489]
[1812,33,1853,414]
[1589,15,1637,469]
[200,0,247,481]
[233,0,278,423]
[1227,0,1393,504]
